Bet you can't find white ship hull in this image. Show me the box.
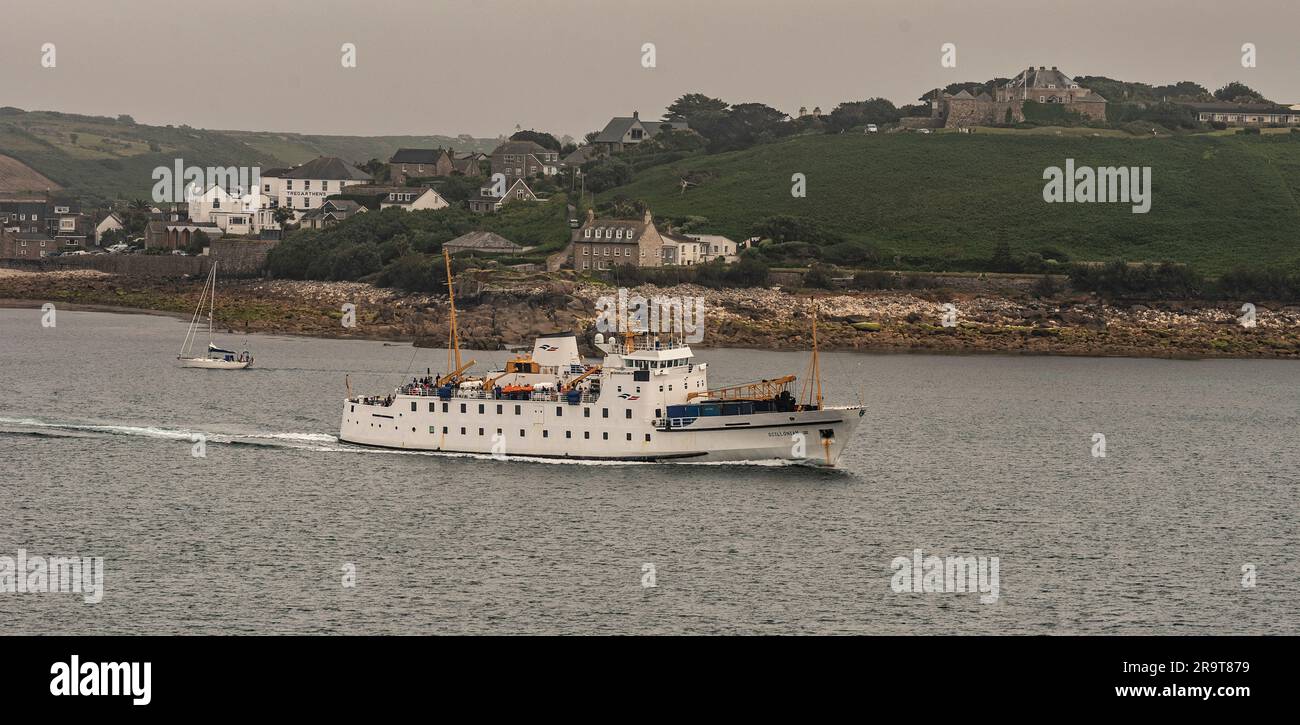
[179,357,252,369]
[339,395,863,466]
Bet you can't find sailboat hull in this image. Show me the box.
[178,357,252,369]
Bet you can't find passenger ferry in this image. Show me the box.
[337,253,863,465]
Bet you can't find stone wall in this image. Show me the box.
[211,239,277,276]
[0,255,208,277]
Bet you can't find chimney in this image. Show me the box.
[643,208,653,225]
[1051,66,1058,71]
[1039,66,1045,70]
[586,208,595,224]
[632,110,639,120]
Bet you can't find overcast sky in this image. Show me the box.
[2,0,1297,139]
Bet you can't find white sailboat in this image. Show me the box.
[178,262,253,369]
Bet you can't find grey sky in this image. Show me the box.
[2,0,1297,139]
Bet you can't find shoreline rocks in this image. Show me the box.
[2,270,1298,359]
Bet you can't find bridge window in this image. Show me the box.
[428,402,434,412]
[410,402,417,412]
[478,404,485,414]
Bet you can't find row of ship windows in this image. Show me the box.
[431,427,649,442]
[350,402,648,419]
[362,419,651,442]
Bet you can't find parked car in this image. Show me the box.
[65,250,90,256]
[865,124,879,133]
[917,128,933,134]
[107,243,129,254]
[172,250,188,256]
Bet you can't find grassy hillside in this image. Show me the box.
[602,129,1300,274]
[0,108,497,203]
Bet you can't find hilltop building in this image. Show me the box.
[931,66,1107,128]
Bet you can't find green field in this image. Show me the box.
[0,108,497,203]
[601,130,1300,274]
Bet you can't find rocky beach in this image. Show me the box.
[2,267,1298,359]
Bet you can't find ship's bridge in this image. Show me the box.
[596,334,695,371]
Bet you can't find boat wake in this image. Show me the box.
[0,416,824,468]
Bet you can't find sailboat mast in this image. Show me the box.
[208,262,216,345]
[812,304,822,408]
[444,248,462,372]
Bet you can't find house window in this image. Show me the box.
[583,408,590,418]
[442,403,448,412]
[478,428,484,436]
[429,402,435,412]
[584,229,591,238]
[602,432,609,440]
[602,408,608,418]
[543,430,549,438]
[496,404,503,414]
[519,429,526,437]
[478,404,485,414]
[460,403,467,413]
[625,409,632,419]
[565,431,571,439]
[584,431,590,439]
[555,407,563,417]
[626,433,632,441]
[514,405,521,415]
[410,402,417,412]
[645,434,651,442]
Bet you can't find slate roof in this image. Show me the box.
[389,148,446,164]
[280,157,373,181]
[443,230,524,254]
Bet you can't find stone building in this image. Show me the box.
[931,65,1107,128]
[571,208,665,271]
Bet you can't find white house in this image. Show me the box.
[661,231,704,266]
[95,212,125,244]
[378,187,449,212]
[263,157,372,221]
[692,234,739,263]
[187,184,273,236]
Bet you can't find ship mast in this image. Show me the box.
[444,248,462,373]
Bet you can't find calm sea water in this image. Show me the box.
[0,308,1296,634]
